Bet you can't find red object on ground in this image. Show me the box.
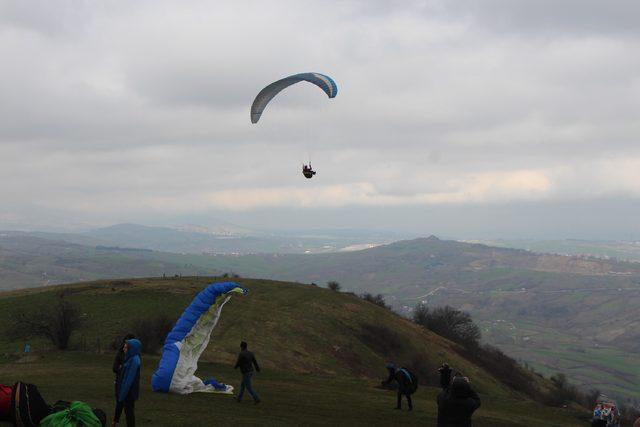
[0,384,12,420]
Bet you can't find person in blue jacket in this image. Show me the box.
[113,338,141,427]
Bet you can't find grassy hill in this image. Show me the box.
[0,277,588,426]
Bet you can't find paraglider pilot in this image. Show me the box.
[234,341,261,404]
[394,367,418,411]
[302,163,316,179]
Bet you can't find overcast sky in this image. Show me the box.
[1,0,639,238]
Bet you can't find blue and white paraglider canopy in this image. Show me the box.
[152,282,247,395]
[250,72,338,124]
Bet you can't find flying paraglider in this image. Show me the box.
[250,72,337,124]
[151,282,247,395]
[302,163,316,179]
[250,72,337,179]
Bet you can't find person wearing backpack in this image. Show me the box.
[394,367,418,411]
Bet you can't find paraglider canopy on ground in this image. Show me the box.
[152,282,247,395]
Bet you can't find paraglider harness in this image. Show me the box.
[302,163,316,179]
[10,382,50,427]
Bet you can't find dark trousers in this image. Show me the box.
[397,392,412,410]
[238,372,260,402]
[114,399,135,426]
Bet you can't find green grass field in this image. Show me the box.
[0,352,587,426]
[0,277,589,426]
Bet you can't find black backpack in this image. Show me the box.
[396,368,419,395]
[11,382,51,427]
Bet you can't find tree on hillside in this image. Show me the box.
[11,298,85,350]
[327,281,341,292]
[412,303,430,326]
[361,293,388,309]
[412,304,481,350]
[114,314,175,355]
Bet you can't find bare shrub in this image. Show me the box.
[474,344,536,397]
[114,314,176,355]
[360,293,388,309]
[413,304,481,350]
[412,303,430,325]
[327,281,341,292]
[359,323,405,356]
[11,299,84,350]
[407,354,438,386]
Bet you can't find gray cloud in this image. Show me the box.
[0,0,639,237]
[444,0,640,36]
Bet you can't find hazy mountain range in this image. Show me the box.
[0,223,401,255]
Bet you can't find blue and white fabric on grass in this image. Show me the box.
[151,282,247,395]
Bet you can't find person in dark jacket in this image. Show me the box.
[438,363,453,388]
[381,363,398,390]
[394,367,418,411]
[437,373,481,427]
[113,334,135,396]
[234,341,260,404]
[113,339,141,427]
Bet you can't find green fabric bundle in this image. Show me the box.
[39,401,102,427]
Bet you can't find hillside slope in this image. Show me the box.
[0,277,587,426]
[177,238,640,401]
[0,277,504,389]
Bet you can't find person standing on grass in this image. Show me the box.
[113,338,142,427]
[113,334,135,396]
[437,373,481,427]
[234,341,261,404]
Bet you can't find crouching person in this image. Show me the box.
[394,367,418,411]
[113,339,142,427]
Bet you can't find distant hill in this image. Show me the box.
[0,234,222,289]
[476,238,640,263]
[0,277,588,426]
[3,223,402,255]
